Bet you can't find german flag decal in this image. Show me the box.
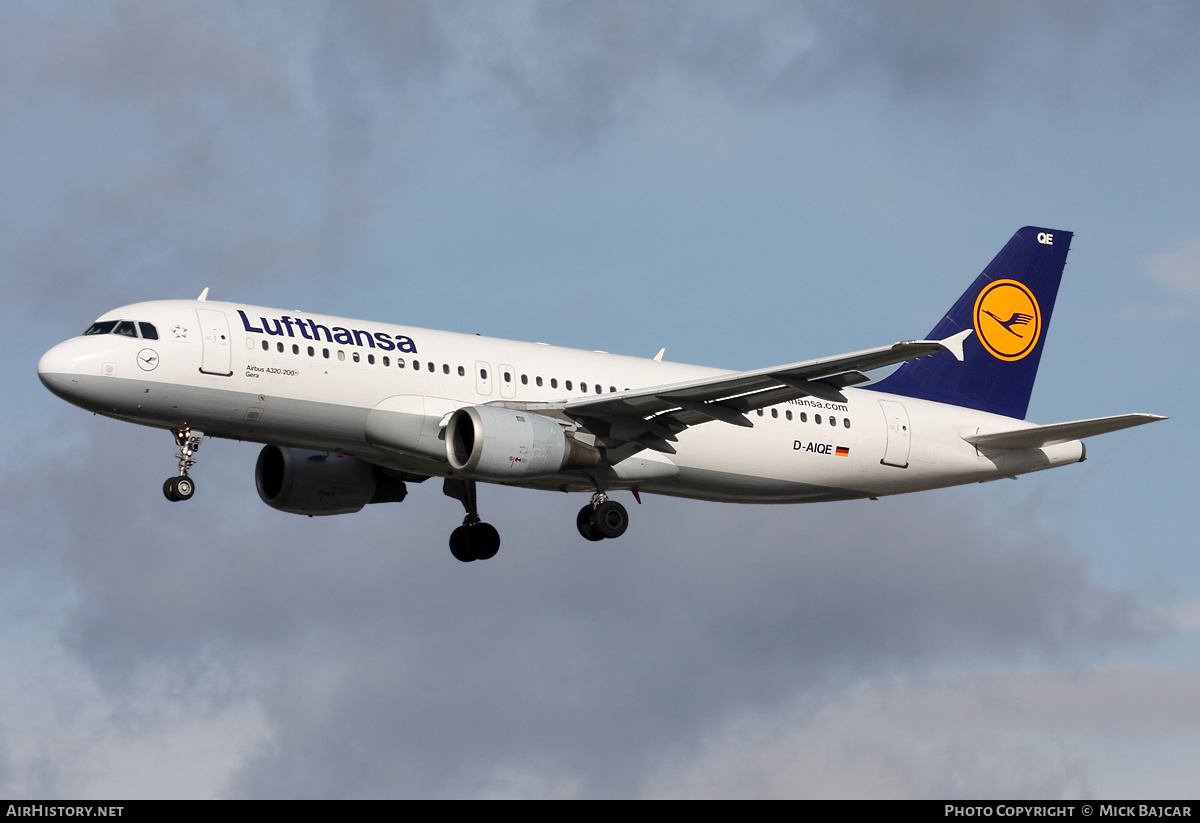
[835,446,850,457]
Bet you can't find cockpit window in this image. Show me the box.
[83,319,159,339]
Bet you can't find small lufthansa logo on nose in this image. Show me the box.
[973,279,1041,361]
[137,348,160,371]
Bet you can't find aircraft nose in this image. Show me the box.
[39,341,66,379]
[38,338,91,399]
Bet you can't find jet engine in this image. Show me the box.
[445,405,600,480]
[255,445,408,515]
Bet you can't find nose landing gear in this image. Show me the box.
[163,426,203,502]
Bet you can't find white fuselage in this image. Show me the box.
[37,299,1085,503]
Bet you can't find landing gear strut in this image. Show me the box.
[576,491,629,541]
[163,426,203,502]
[443,478,501,562]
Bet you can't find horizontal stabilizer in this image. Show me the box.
[963,413,1166,449]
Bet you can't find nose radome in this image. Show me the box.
[38,340,71,381]
[37,338,93,397]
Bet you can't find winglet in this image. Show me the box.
[197,287,210,301]
[939,329,972,362]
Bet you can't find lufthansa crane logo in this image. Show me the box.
[136,348,160,371]
[973,279,1041,361]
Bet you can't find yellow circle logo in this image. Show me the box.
[973,279,1041,361]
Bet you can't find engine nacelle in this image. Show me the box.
[255,445,407,516]
[446,405,600,480]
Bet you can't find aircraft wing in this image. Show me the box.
[556,331,971,457]
[962,413,1167,450]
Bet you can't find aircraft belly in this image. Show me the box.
[656,421,870,502]
[50,373,374,452]
[653,465,862,503]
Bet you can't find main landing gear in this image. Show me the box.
[163,426,203,502]
[576,492,629,542]
[443,478,501,563]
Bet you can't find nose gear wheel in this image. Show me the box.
[162,426,203,502]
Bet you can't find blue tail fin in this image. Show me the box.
[867,226,1072,420]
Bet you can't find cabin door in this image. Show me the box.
[878,399,911,468]
[196,309,233,376]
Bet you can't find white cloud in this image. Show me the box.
[1157,598,1200,632]
[639,667,1200,798]
[1143,237,1200,297]
[0,624,268,799]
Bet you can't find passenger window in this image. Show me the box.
[293,344,300,355]
[756,409,764,417]
[308,346,315,356]
[382,356,389,366]
[800,412,808,423]
[337,351,345,361]
[413,360,420,370]
[771,408,778,418]
[844,418,851,429]
[830,416,836,426]
[114,321,138,338]
[323,348,330,359]
[581,382,588,393]
[550,378,557,389]
[352,352,360,363]
[138,323,159,340]
[261,340,269,351]
[277,342,284,352]
[786,410,793,421]
[609,386,616,393]
[458,366,465,377]
[397,358,405,368]
[595,385,602,394]
[84,320,118,336]
[521,374,528,385]
[443,364,450,375]
[480,368,487,379]
[815,414,822,425]
[536,376,543,387]
[428,362,434,373]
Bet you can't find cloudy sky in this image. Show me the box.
[3,0,1198,798]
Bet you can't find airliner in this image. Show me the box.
[38,227,1163,562]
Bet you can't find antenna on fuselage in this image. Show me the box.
[197,288,210,301]
[653,348,665,362]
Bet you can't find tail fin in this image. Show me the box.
[868,226,1072,420]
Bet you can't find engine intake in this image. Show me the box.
[255,445,408,516]
[446,405,600,480]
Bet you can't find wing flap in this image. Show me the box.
[963,413,1166,449]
